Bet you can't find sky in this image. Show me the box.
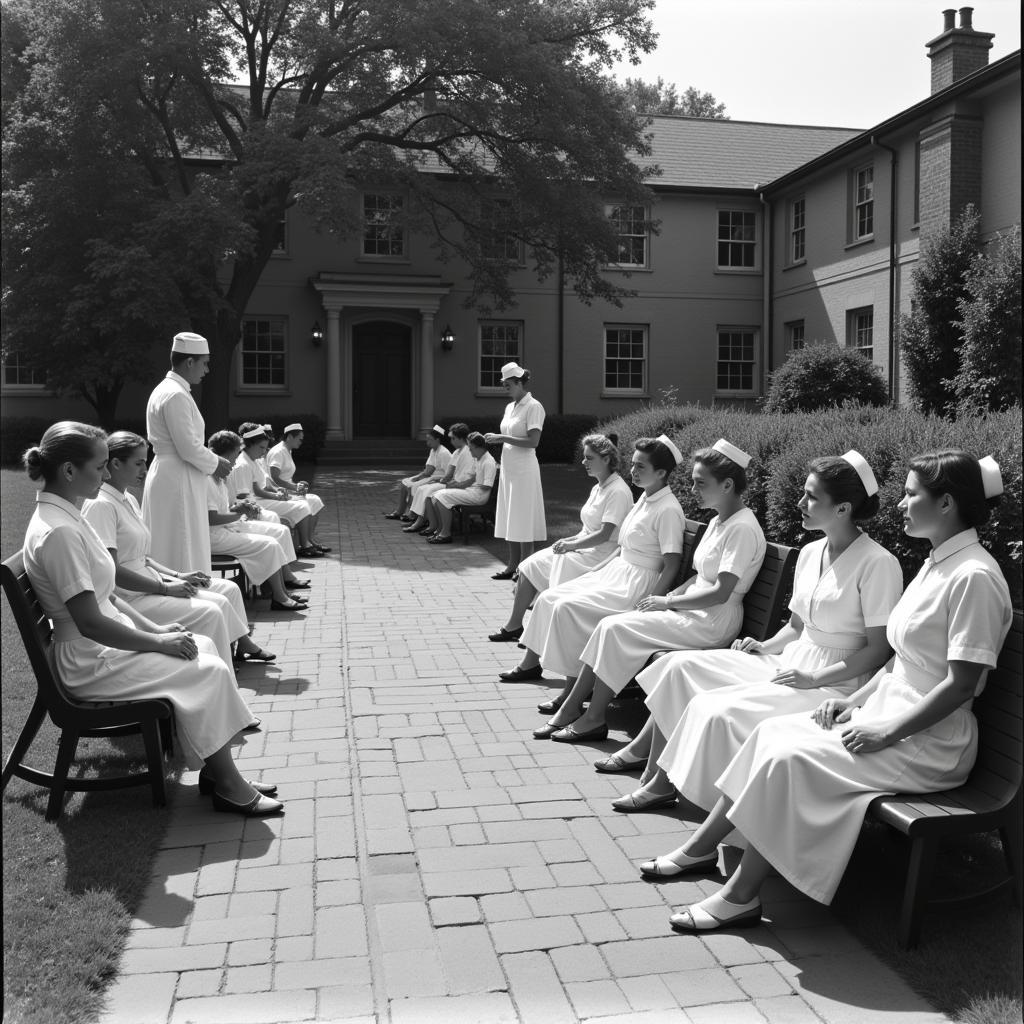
[612,0,1021,129]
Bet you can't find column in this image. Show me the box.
[325,308,343,439]
[419,310,435,439]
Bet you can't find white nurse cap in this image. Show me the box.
[978,455,1003,498]
[241,425,269,440]
[711,438,752,469]
[840,449,879,496]
[655,434,684,467]
[284,423,303,434]
[500,362,527,380]
[171,332,209,355]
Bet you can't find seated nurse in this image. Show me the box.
[535,439,766,744]
[609,451,902,812]
[638,450,1011,934]
[21,422,282,817]
[266,423,329,553]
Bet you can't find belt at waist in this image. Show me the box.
[803,625,867,650]
[619,548,665,572]
[121,557,157,577]
[889,657,940,693]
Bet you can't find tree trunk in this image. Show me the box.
[195,307,240,431]
[81,378,125,430]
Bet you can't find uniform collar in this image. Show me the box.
[930,528,980,564]
[165,370,191,392]
[643,485,672,503]
[36,491,82,520]
[100,482,131,504]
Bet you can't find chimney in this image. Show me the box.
[926,8,994,94]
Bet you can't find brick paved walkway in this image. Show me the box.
[100,469,949,1024]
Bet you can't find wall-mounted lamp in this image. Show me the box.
[311,321,324,348]
[440,324,455,352]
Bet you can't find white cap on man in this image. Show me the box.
[171,332,209,355]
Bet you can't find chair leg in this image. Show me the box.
[897,835,938,948]
[1,694,48,790]
[45,728,81,822]
[141,719,168,808]
[999,804,1023,909]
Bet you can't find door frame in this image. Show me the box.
[346,311,418,439]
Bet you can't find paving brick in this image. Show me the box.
[169,991,316,1023]
[565,979,633,1018]
[174,968,222,999]
[524,886,606,918]
[549,861,606,887]
[276,886,315,936]
[753,994,824,1024]
[274,956,371,989]
[429,896,481,927]
[275,935,314,962]
[501,951,577,1024]
[575,910,629,944]
[422,869,513,898]
[97,971,177,1024]
[317,983,375,1019]
[223,963,272,993]
[615,905,676,939]
[617,974,679,1011]
[316,904,368,958]
[437,924,505,994]
[417,842,544,873]
[227,938,273,966]
[602,936,715,977]
[119,943,226,975]
[550,942,610,983]
[490,915,584,953]
[687,1001,772,1023]
[315,878,362,907]
[234,863,313,892]
[382,948,446,997]
[730,963,795,999]
[389,993,518,1024]
[376,901,435,951]
[188,914,276,945]
[661,966,748,1007]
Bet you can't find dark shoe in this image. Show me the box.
[418,526,435,536]
[399,514,414,523]
[594,752,646,773]
[498,665,543,682]
[296,546,323,558]
[270,599,306,611]
[402,524,423,533]
[285,579,311,590]
[212,791,284,816]
[550,723,609,744]
[383,512,402,520]
[532,722,562,739]
[537,695,565,714]
[428,535,453,545]
[488,626,524,643]
[491,567,516,580]
[312,543,331,552]
[234,647,277,664]
[199,772,277,797]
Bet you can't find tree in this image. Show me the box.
[899,206,980,415]
[618,77,727,117]
[3,0,660,427]
[764,343,888,414]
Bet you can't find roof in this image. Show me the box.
[644,116,862,191]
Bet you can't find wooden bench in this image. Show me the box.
[453,466,500,543]
[867,610,1023,948]
[211,553,257,602]
[1,551,174,822]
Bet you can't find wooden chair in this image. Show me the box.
[211,553,257,601]
[454,466,501,543]
[1,551,174,822]
[867,610,1023,948]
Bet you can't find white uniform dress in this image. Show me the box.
[142,371,220,573]
[403,445,452,500]
[494,394,546,543]
[231,451,310,526]
[519,474,635,592]
[82,484,250,672]
[266,441,324,516]
[24,493,254,769]
[434,453,498,509]
[207,478,293,585]
[714,529,1011,905]
[579,508,767,694]
[522,487,685,679]
[654,533,903,806]
[412,446,473,516]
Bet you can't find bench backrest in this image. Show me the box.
[679,518,707,582]
[741,542,798,642]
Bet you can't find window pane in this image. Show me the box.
[603,326,647,391]
[240,318,287,388]
[717,211,756,267]
[479,323,522,388]
[716,329,755,392]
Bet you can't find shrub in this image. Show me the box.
[1,416,147,466]
[597,403,1022,606]
[764,344,888,413]
[952,226,1022,414]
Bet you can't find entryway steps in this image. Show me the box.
[317,438,425,465]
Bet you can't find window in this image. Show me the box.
[847,307,874,361]
[603,325,647,394]
[913,142,921,226]
[478,322,522,390]
[239,318,287,389]
[853,166,874,239]
[717,210,757,269]
[606,204,648,267]
[362,193,405,257]
[716,328,757,393]
[480,198,523,263]
[790,198,806,263]
[272,213,288,254]
[2,350,44,389]
[785,320,805,351]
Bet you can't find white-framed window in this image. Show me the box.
[789,198,806,263]
[847,307,874,361]
[785,320,805,351]
[717,210,757,269]
[606,204,649,267]
[603,325,647,394]
[1,350,45,389]
[716,327,757,393]
[362,192,405,257]
[480,197,524,263]
[852,165,874,240]
[478,321,522,391]
[239,317,288,390]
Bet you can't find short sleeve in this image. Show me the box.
[945,567,1012,667]
[206,477,222,512]
[525,399,545,433]
[600,483,633,527]
[435,448,452,472]
[266,446,286,471]
[715,520,765,578]
[82,500,119,550]
[480,457,497,488]
[654,504,684,554]
[37,525,95,603]
[858,551,904,627]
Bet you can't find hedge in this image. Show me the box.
[595,402,1022,606]
[440,412,599,464]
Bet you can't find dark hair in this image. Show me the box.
[22,421,107,483]
[209,430,243,456]
[634,437,677,477]
[170,351,198,369]
[237,422,268,447]
[908,449,995,528]
[283,427,303,439]
[807,456,879,522]
[581,433,620,471]
[692,446,748,494]
[467,431,487,450]
[448,422,470,441]
[106,430,149,463]
[506,369,531,386]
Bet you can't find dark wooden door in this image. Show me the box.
[352,322,412,437]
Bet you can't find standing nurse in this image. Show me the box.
[142,332,233,573]
[485,362,547,580]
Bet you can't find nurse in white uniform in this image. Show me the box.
[609,451,902,809]
[402,423,472,535]
[142,333,234,575]
[82,431,277,669]
[386,425,452,523]
[638,450,1011,934]
[539,440,766,744]
[484,362,546,580]
[487,433,633,650]
[425,433,498,543]
[498,436,686,735]
[266,423,328,551]
[22,422,282,817]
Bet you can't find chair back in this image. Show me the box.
[677,518,707,584]
[1,551,60,709]
[739,541,798,642]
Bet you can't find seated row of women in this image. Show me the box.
[23,422,284,818]
[383,424,498,544]
[489,432,1011,932]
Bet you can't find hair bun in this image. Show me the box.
[22,446,45,480]
[607,432,619,447]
